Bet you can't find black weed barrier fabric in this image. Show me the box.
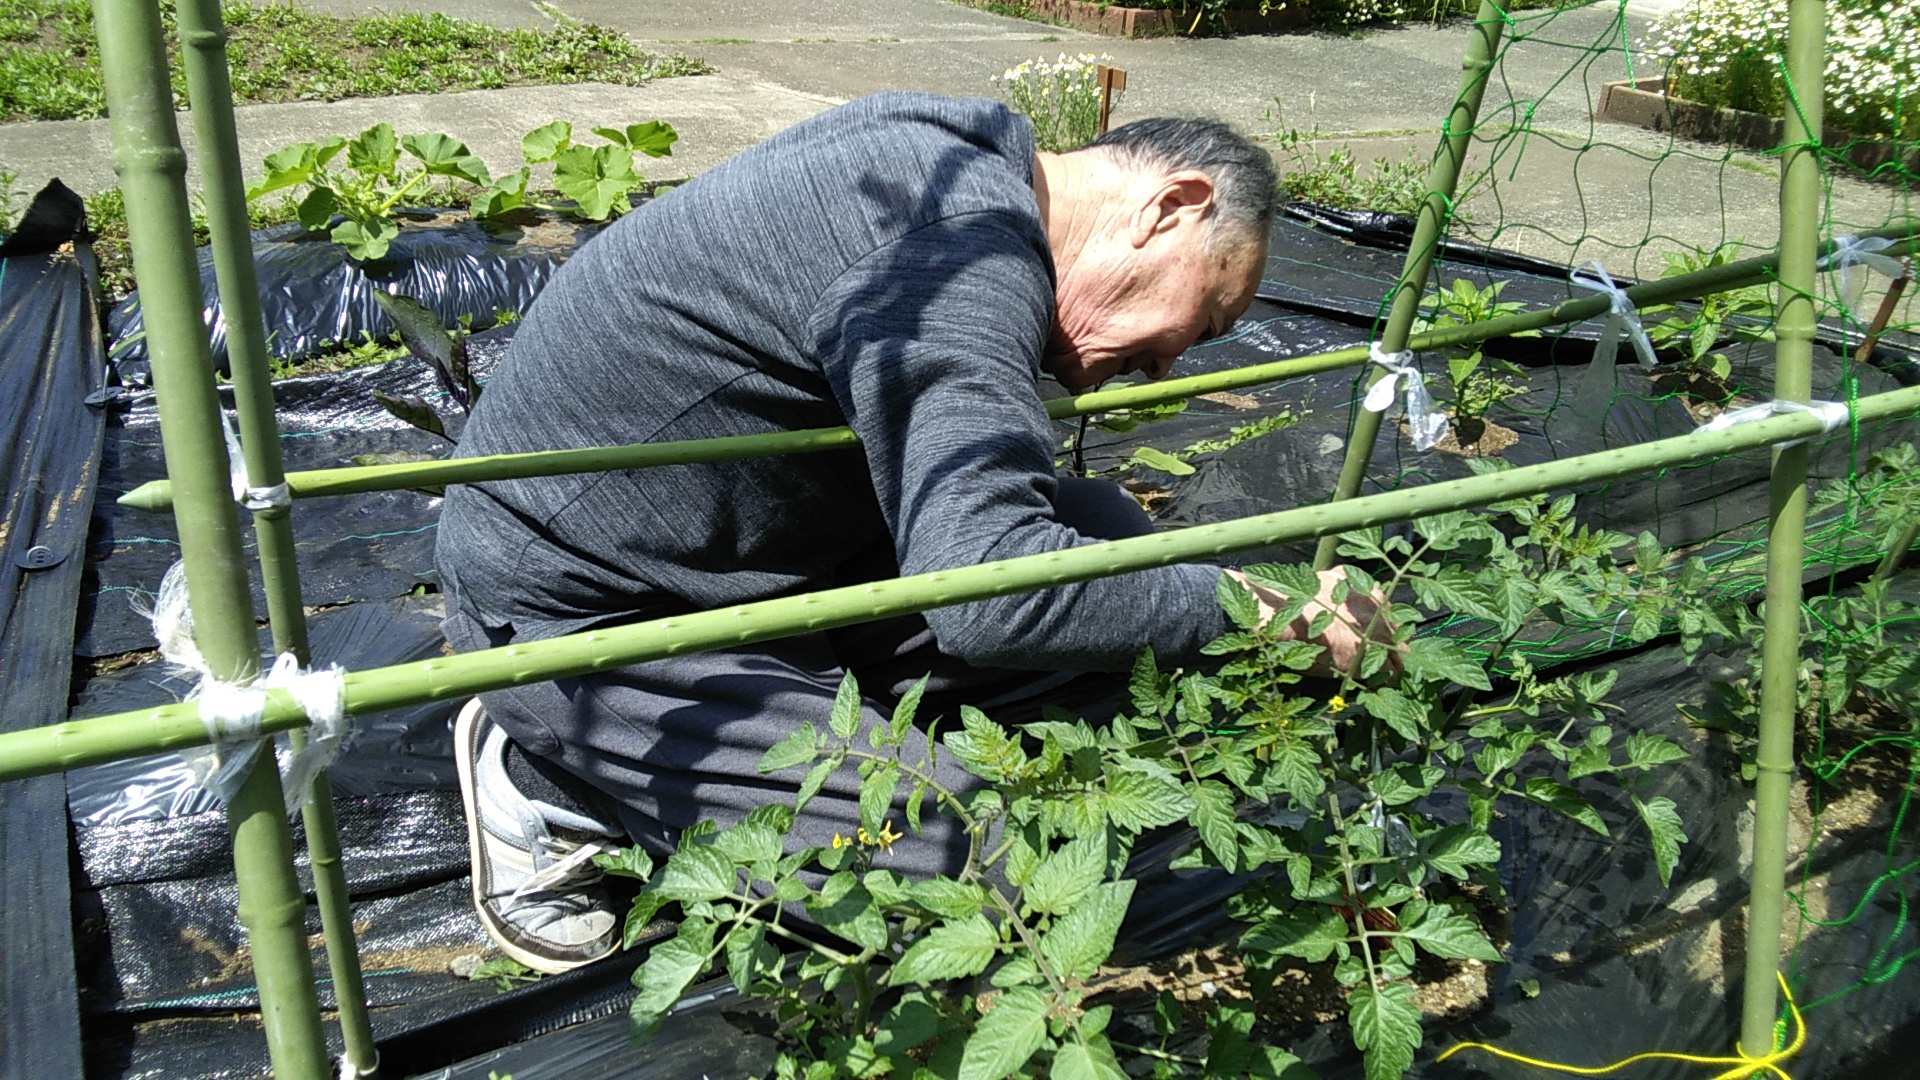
[105,207,607,383]
[77,329,512,658]
[0,179,104,1080]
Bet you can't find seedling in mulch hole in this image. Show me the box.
[1643,244,1775,403]
[473,119,678,222]
[248,122,491,261]
[1413,278,1534,447]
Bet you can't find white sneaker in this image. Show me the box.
[454,698,621,974]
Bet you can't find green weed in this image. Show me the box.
[1266,98,1431,216]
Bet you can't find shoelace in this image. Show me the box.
[503,839,609,913]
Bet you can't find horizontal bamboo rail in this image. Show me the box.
[116,225,1918,513]
[11,379,1918,781]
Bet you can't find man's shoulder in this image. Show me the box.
[821,91,1025,142]
[740,92,1037,211]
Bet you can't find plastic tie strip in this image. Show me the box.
[145,561,348,815]
[1437,971,1806,1079]
[1563,260,1662,439]
[1570,259,1660,371]
[220,408,292,511]
[1695,398,1850,451]
[1816,234,1909,314]
[1363,342,1448,451]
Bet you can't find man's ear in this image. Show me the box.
[1128,170,1217,248]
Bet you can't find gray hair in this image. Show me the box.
[1083,117,1278,251]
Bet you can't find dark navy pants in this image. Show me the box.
[442,478,1154,879]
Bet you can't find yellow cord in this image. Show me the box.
[1435,973,1806,1080]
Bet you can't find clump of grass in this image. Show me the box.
[0,0,709,124]
[0,166,25,232]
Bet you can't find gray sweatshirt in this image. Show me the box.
[436,92,1228,670]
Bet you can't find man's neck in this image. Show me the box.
[1033,151,1104,280]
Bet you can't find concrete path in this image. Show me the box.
[0,0,1907,304]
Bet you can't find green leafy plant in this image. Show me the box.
[1214,496,1688,1079]
[1676,444,1920,776]
[365,291,482,443]
[600,487,1690,1078]
[247,117,678,260]
[1412,278,1534,446]
[1120,413,1298,478]
[1642,244,1776,401]
[246,122,491,261]
[473,119,677,222]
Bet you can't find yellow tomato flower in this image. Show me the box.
[1328,694,1348,712]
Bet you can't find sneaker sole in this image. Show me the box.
[454,697,610,975]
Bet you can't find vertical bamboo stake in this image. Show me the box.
[90,1,329,1076]
[1851,260,1910,366]
[170,0,378,1073]
[1095,64,1126,137]
[1313,0,1509,570]
[1743,0,1825,1059]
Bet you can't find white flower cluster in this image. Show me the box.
[1310,0,1417,30]
[990,52,1120,153]
[1641,0,1918,141]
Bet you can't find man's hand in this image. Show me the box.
[1225,566,1401,680]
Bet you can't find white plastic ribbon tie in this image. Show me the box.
[1696,398,1850,450]
[1817,234,1906,278]
[220,408,293,511]
[269,653,349,816]
[1364,342,1448,450]
[1570,259,1659,370]
[1817,235,1908,314]
[145,562,348,813]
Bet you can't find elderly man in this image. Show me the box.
[437,92,1354,973]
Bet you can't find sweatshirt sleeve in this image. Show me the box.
[808,211,1230,671]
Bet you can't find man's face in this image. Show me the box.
[1044,207,1268,394]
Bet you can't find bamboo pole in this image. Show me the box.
[171,0,377,1072]
[1742,0,1824,1059]
[1312,0,1511,571]
[89,1,330,1077]
[12,379,1920,781]
[115,225,1919,514]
